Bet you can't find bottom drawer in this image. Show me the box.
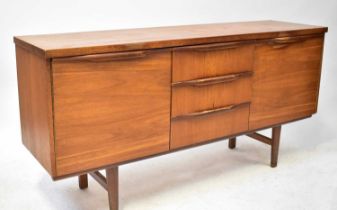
[171,103,250,149]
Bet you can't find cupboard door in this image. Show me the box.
[52,51,171,176]
[250,36,324,130]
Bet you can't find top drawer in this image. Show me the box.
[173,41,255,82]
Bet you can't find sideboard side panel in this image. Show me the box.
[15,46,56,176]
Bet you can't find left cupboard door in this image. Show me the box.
[52,51,171,177]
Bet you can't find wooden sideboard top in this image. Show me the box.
[14,20,327,58]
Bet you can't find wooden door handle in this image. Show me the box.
[172,102,250,120]
[54,51,148,63]
[270,37,305,49]
[172,71,253,87]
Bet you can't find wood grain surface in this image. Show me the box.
[172,74,252,117]
[52,51,171,176]
[173,42,255,82]
[171,103,250,149]
[249,36,325,129]
[14,20,327,58]
[15,46,56,176]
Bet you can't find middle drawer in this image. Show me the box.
[170,71,253,149]
[172,71,253,117]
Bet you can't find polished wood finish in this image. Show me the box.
[52,51,171,176]
[78,174,88,189]
[172,71,252,87]
[250,35,325,129]
[15,21,327,210]
[228,137,236,149]
[54,50,149,62]
[15,46,56,177]
[106,167,119,210]
[172,73,252,118]
[52,117,312,181]
[14,21,327,58]
[173,42,254,82]
[171,103,250,149]
[172,102,250,120]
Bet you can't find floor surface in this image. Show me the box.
[1,115,337,210]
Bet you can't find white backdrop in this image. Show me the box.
[1,0,337,210]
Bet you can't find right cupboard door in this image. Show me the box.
[250,35,325,130]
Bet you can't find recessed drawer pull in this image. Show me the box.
[172,71,253,87]
[172,102,250,120]
[54,51,148,63]
[174,41,253,52]
[270,37,306,49]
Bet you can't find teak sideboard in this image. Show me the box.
[14,20,327,210]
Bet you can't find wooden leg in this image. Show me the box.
[228,137,236,149]
[78,174,88,189]
[106,167,119,210]
[271,126,281,168]
[246,125,282,167]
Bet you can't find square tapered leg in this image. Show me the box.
[228,137,236,149]
[271,126,281,167]
[106,167,119,210]
[78,174,88,189]
[245,125,282,167]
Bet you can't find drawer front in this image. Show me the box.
[52,51,171,176]
[172,71,252,117]
[171,103,250,149]
[173,42,255,82]
[250,36,324,129]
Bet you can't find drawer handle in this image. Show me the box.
[174,41,253,52]
[195,43,240,52]
[270,37,305,49]
[172,71,253,87]
[172,102,250,121]
[54,51,148,62]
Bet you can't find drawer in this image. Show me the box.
[52,50,171,176]
[171,102,250,149]
[173,41,255,82]
[172,71,252,117]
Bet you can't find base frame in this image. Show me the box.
[228,125,282,167]
[79,126,282,210]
